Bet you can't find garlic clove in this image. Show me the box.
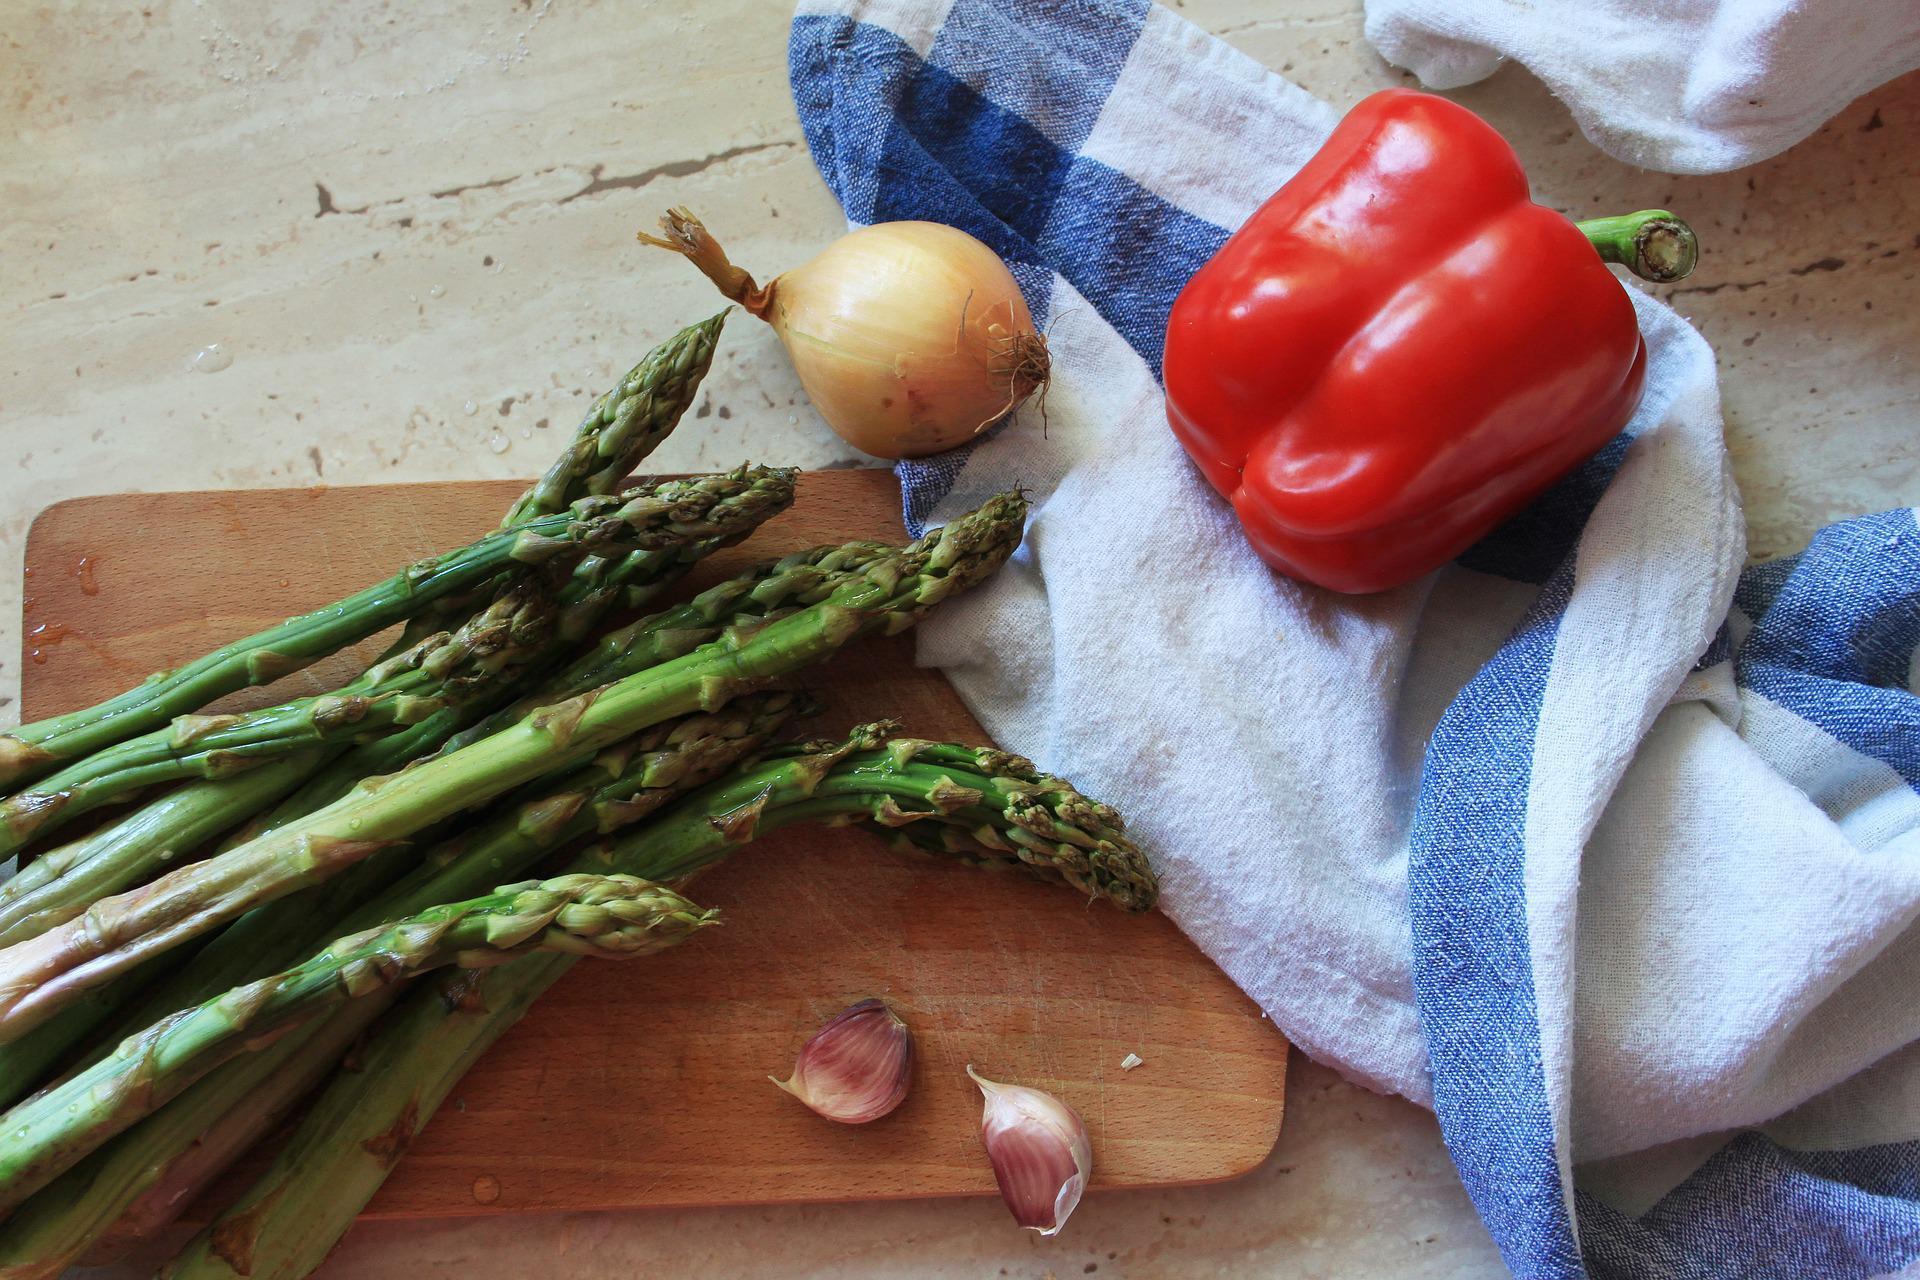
[770,998,913,1124]
[967,1065,1093,1237]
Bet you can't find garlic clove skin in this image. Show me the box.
[770,998,914,1124]
[967,1065,1093,1237]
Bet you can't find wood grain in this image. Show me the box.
[20,470,1287,1218]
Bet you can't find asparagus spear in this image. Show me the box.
[579,724,1160,909]
[0,319,724,792]
[500,311,729,528]
[89,691,807,1066]
[0,582,561,939]
[218,532,741,848]
[0,468,793,955]
[440,538,894,754]
[0,872,714,1214]
[0,491,1024,1042]
[158,724,1156,1280]
[0,455,755,797]
[0,698,799,1270]
[0,467,795,858]
[0,756,327,952]
[0,543,808,1109]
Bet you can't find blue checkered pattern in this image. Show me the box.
[790,4,1920,1275]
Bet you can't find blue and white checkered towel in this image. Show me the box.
[790,4,1920,1275]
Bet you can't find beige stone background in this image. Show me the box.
[5,0,1917,1276]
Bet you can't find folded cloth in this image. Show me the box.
[790,2,1920,1276]
[1363,0,1920,173]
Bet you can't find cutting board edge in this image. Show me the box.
[351,1133,1291,1223]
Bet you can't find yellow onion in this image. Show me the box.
[640,209,1049,459]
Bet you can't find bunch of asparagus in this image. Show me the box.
[0,310,1156,1278]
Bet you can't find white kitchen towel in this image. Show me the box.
[790,2,1920,1277]
[1363,0,1920,173]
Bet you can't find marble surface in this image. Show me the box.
[6,0,1917,1275]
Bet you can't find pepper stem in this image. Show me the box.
[1576,210,1698,283]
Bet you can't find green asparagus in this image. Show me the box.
[0,756,326,953]
[500,311,729,527]
[0,873,714,1214]
[0,467,795,858]
[91,690,806,1064]
[1,315,723,792]
[0,697,798,1269]
[0,540,806,1109]
[0,582,559,929]
[0,491,1022,1042]
[160,722,1156,1280]
[579,724,1160,909]
[442,538,894,754]
[0,445,762,792]
[219,532,744,847]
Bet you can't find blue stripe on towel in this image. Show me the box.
[1579,1134,1920,1279]
[1410,563,1586,1279]
[1737,509,1920,789]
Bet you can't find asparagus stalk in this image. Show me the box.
[0,698,798,1271]
[89,691,806,1066]
[0,451,756,796]
[324,317,733,674]
[0,873,714,1215]
[582,725,1161,909]
[0,492,1024,1041]
[0,319,724,792]
[0,467,795,858]
[0,582,560,937]
[500,311,729,528]
[158,963,552,1280]
[0,540,804,1109]
[0,470,793,953]
[0,755,328,952]
[221,531,741,848]
[441,538,893,754]
[159,724,1156,1280]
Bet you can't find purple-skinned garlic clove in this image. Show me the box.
[770,998,913,1124]
[967,1065,1093,1236]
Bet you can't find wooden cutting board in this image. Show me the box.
[20,470,1287,1219]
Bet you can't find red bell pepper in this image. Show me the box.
[1163,89,1697,594]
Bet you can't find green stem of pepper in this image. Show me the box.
[1575,210,1699,284]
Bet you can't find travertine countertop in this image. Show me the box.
[7,2,1916,1276]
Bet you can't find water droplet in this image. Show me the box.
[519,428,530,439]
[471,1174,501,1204]
[487,427,512,455]
[192,343,233,373]
[28,621,71,647]
[428,283,446,299]
[75,556,99,596]
[462,400,478,416]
